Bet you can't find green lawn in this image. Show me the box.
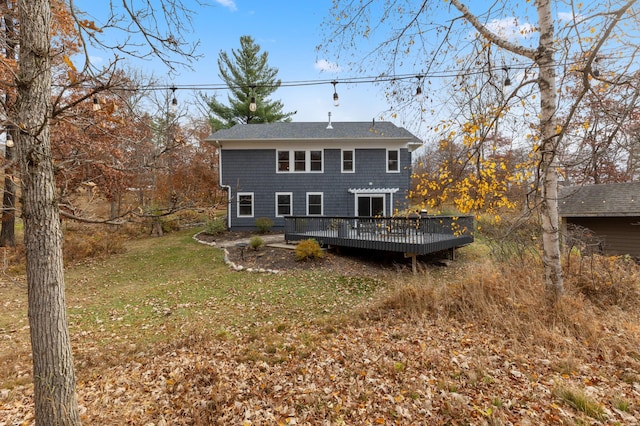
[0,228,386,386]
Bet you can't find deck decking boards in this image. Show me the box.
[284,216,474,256]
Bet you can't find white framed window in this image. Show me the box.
[387,149,400,173]
[275,192,292,217]
[277,151,290,172]
[237,192,254,217]
[306,192,323,216]
[294,150,306,171]
[276,149,323,173]
[342,149,354,173]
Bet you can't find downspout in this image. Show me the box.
[215,140,232,230]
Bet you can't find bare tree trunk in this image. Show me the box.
[449,0,565,301]
[1,0,17,247]
[536,0,564,302]
[0,136,16,247]
[17,0,81,424]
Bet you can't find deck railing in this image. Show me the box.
[284,215,474,254]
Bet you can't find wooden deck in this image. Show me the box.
[284,216,474,257]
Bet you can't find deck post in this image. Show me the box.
[404,252,417,274]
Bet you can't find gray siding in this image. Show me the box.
[222,148,412,230]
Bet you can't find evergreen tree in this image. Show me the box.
[206,35,294,129]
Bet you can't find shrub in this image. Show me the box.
[255,217,274,234]
[249,236,264,250]
[295,239,323,261]
[204,218,227,235]
[63,230,126,263]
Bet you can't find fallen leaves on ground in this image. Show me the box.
[2,313,638,424]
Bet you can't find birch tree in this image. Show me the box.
[323,0,640,302]
[12,0,205,423]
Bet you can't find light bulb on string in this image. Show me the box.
[503,67,511,86]
[331,81,339,107]
[249,84,257,112]
[170,87,178,111]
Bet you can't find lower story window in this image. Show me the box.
[307,192,323,216]
[276,192,292,217]
[237,192,254,217]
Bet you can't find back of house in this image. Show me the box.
[206,120,423,231]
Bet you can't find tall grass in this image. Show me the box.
[367,251,640,356]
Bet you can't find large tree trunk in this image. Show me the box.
[536,0,565,302]
[17,0,81,424]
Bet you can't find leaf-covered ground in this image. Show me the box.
[1,231,639,425]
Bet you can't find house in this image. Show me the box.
[206,119,423,231]
[558,182,640,257]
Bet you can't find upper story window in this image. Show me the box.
[342,149,354,173]
[294,151,306,171]
[278,151,290,172]
[277,149,323,173]
[387,149,400,173]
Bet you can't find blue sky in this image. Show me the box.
[74,0,395,124]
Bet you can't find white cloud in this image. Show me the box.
[314,59,341,73]
[558,11,583,22]
[486,17,536,40]
[216,0,237,11]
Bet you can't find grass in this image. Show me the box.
[0,229,385,386]
[2,227,640,424]
[553,386,607,420]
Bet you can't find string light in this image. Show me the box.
[92,95,101,111]
[503,67,511,86]
[170,87,178,111]
[331,81,339,106]
[414,75,423,97]
[249,84,257,112]
[5,133,13,148]
[592,58,600,77]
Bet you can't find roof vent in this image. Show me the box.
[326,111,333,130]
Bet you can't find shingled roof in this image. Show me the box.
[207,121,421,143]
[558,182,640,217]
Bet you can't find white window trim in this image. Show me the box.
[276,150,290,172]
[355,194,387,217]
[306,192,324,216]
[386,149,400,173]
[276,149,324,173]
[237,192,254,218]
[275,192,293,217]
[341,149,355,173]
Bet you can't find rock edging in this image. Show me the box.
[193,231,282,274]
